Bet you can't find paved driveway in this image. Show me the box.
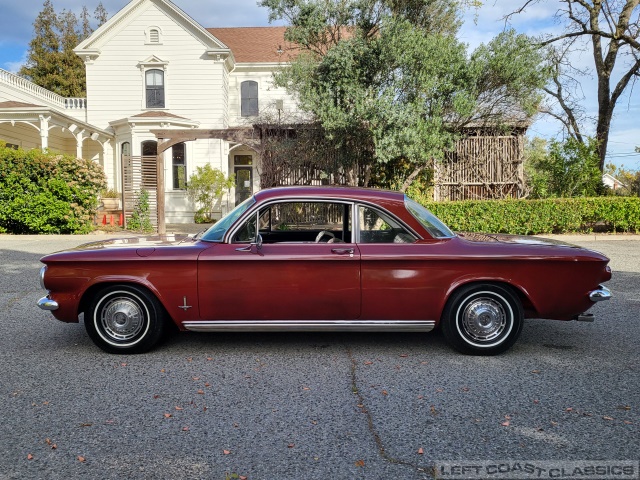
[0,235,638,479]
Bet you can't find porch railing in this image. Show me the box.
[0,68,87,111]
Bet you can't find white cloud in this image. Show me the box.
[3,58,26,74]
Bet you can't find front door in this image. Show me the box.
[234,166,252,204]
[197,200,361,321]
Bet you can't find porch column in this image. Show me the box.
[156,151,166,235]
[39,115,50,151]
[76,136,84,159]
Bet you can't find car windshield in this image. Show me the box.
[404,196,455,239]
[200,196,256,242]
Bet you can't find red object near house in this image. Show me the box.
[38,186,611,355]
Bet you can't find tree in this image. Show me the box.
[510,0,640,171]
[94,3,109,26]
[19,1,108,97]
[57,9,84,97]
[19,1,60,94]
[261,0,549,191]
[525,136,604,198]
[186,165,235,223]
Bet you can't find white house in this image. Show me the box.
[602,173,626,191]
[0,0,300,228]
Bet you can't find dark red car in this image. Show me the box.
[38,186,612,355]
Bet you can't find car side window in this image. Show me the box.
[358,205,415,244]
[234,212,257,243]
[235,201,352,243]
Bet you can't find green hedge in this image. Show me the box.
[0,144,106,234]
[422,197,640,234]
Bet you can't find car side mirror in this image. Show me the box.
[253,234,263,251]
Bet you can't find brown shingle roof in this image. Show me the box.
[207,27,298,63]
[0,101,43,108]
[132,111,186,119]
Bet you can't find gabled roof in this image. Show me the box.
[75,0,227,55]
[207,27,298,63]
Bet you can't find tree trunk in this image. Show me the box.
[400,164,426,193]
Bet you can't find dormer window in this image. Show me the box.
[145,26,163,44]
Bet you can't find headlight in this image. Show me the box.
[39,265,47,290]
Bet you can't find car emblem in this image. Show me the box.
[179,296,192,311]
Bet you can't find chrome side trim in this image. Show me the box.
[589,285,611,302]
[182,320,436,333]
[38,296,59,311]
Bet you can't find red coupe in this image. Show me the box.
[38,186,612,355]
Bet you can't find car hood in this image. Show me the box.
[67,234,195,251]
[457,232,579,248]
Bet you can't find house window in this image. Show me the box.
[241,80,258,117]
[142,140,157,156]
[146,69,165,108]
[172,143,186,190]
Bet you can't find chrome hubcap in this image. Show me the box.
[100,297,145,341]
[461,297,506,342]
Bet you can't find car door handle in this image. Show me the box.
[331,248,354,256]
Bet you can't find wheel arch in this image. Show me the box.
[79,280,174,325]
[441,279,537,322]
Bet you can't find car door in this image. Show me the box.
[356,204,444,321]
[197,200,361,321]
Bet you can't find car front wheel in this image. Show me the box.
[441,284,523,355]
[85,285,166,354]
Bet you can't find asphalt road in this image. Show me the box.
[0,235,638,480]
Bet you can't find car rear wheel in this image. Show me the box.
[85,285,166,354]
[441,284,523,355]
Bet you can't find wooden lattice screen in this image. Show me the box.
[122,155,158,227]
[257,124,372,189]
[434,131,526,201]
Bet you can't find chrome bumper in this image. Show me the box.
[38,296,59,311]
[589,285,612,302]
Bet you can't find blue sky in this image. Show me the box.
[0,0,638,169]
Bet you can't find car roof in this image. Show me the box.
[253,186,405,203]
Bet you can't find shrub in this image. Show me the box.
[421,196,640,234]
[127,189,154,233]
[186,165,234,222]
[0,144,106,234]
